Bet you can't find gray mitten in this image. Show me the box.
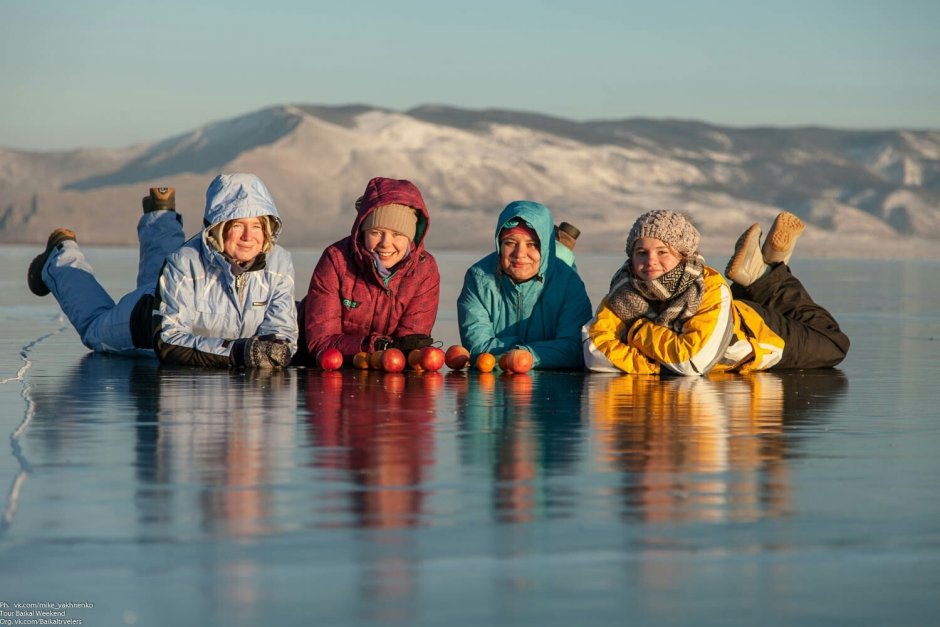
[231,337,292,369]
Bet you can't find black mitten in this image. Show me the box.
[371,336,392,351]
[390,334,434,351]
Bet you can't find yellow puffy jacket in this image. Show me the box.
[582,266,784,375]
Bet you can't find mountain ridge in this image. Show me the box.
[2,104,938,258]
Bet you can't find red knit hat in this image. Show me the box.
[499,222,539,244]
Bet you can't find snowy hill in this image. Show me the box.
[1,104,938,258]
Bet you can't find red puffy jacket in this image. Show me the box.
[297,177,440,363]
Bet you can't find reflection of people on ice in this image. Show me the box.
[302,370,440,622]
[27,173,298,369]
[137,367,298,538]
[589,370,848,523]
[304,370,437,529]
[583,210,850,375]
[25,354,298,539]
[453,372,586,523]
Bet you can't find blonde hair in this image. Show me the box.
[210,215,275,254]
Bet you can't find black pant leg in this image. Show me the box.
[735,264,850,369]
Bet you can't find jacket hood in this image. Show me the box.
[351,177,430,243]
[202,173,282,255]
[494,200,556,279]
[350,177,431,273]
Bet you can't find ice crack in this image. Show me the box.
[1,323,67,538]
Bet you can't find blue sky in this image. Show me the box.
[2,0,938,151]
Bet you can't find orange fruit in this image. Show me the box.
[475,352,496,373]
[352,351,371,370]
[499,349,533,374]
[408,349,425,371]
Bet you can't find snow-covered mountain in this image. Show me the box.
[2,104,939,258]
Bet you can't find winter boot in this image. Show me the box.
[142,186,176,214]
[556,222,581,251]
[762,211,805,265]
[27,228,77,296]
[725,224,769,287]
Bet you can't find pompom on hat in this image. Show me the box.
[625,210,700,258]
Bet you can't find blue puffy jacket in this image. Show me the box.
[154,173,298,367]
[457,201,593,369]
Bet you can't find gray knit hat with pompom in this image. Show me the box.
[625,210,700,258]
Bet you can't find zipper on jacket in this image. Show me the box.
[235,273,246,306]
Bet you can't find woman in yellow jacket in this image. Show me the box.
[582,210,849,375]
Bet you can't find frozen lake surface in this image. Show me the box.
[1,246,939,626]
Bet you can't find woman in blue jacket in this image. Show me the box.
[28,173,297,369]
[457,201,592,369]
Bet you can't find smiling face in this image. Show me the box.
[364,227,411,269]
[223,217,266,263]
[631,237,682,281]
[499,232,541,283]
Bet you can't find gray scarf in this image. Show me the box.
[606,254,706,332]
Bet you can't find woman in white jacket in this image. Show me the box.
[28,173,297,369]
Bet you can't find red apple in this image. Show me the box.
[381,348,407,373]
[419,346,445,372]
[444,345,471,370]
[318,347,344,371]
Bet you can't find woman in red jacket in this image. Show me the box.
[295,177,440,365]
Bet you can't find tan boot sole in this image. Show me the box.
[726,224,766,287]
[763,212,805,264]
